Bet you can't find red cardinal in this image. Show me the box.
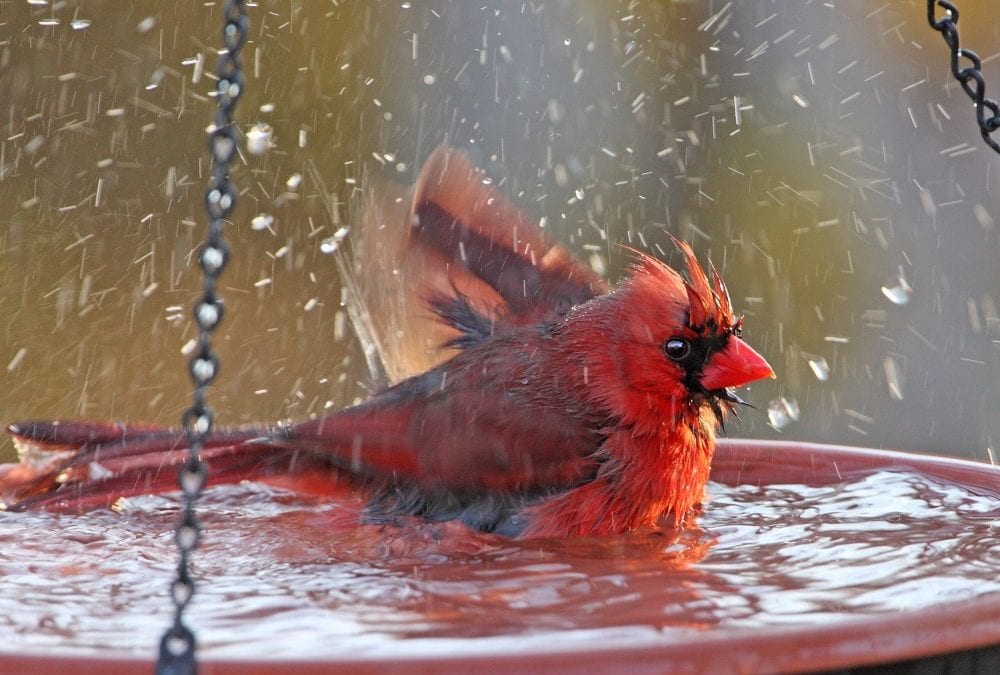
[1,146,774,538]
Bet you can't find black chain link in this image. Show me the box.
[156,2,248,674]
[926,0,1000,154]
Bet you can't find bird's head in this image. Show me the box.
[569,239,774,431]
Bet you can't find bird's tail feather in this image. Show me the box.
[1,420,345,512]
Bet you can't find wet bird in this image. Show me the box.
[1,146,774,537]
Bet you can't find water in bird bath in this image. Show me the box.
[0,441,997,670]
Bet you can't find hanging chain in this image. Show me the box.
[926,0,1000,153]
[156,2,248,674]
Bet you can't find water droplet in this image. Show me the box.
[881,270,912,305]
[71,19,91,30]
[320,227,351,254]
[251,213,274,231]
[145,68,165,91]
[919,190,937,218]
[285,173,302,190]
[767,397,800,430]
[807,356,830,382]
[883,356,904,400]
[6,347,27,372]
[25,136,44,154]
[136,16,156,33]
[589,252,606,276]
[246,123,273,156]
[972,203,994,230]
[423,74,436,85]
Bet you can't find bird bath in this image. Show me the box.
[1,439,996,673]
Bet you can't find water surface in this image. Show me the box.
[1,467,996,660]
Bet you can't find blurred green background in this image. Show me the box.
[1,0,997,463]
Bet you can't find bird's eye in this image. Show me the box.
[663,338,691,361]
[730,316,745,338]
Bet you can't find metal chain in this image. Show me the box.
[156,2,248,674]
[926,0,1000,153]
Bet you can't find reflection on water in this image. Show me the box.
[1,469,996,658]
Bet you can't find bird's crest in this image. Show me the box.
[628,236,739,336]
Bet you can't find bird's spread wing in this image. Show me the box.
[410,146,608,325]
[337,145,608,384]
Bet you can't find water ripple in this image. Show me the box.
[0,469,996,658]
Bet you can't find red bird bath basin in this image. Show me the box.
[0,439,996,674]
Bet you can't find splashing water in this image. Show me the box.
[246,124,273,156]
[883,355,904,400]
[320,227,351,254]
[807,357,830,382]
[767,397,800,430]
[0,457,995,661]
[251,214,274,232]
[881,269,913,306]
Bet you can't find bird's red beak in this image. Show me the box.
[700,336,775,391]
